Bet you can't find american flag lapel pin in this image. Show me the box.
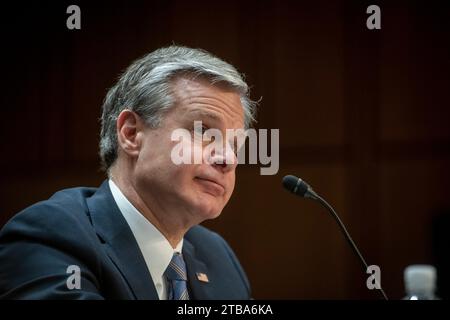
[196,272,209,283]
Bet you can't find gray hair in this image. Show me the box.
[99,45,257,171]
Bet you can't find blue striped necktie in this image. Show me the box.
[165,252,190,300]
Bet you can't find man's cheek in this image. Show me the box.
[173,164,195,185]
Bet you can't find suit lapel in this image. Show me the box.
[183,239,214,300]
[87,180,159,300]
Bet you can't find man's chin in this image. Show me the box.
[193,201,223,221]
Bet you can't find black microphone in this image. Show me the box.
[282,174,388,300]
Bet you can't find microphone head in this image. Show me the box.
[282,175,309,197]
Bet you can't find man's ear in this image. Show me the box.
[116,110,145,158]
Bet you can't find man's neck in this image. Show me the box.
[109,169,189,249]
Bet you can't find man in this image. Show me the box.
[0,46,256,299]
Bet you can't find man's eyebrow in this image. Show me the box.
[186,110,223,123]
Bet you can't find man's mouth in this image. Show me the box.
[194,176,225,196]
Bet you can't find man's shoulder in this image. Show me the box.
[0,185,99,238]
[184,225,236,258]
[0,185,110,299]
[185,224,223,244]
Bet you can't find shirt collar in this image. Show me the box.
[108,179,183,285]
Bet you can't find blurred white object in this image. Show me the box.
[403,265,439,300]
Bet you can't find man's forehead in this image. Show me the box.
[172,77,245,128]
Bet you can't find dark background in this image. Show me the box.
[1,0,449,299]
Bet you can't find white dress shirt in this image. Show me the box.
[108,179,183,300]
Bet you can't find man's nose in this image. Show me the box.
[206,142,237,173]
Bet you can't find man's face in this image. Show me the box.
[133,77,244,226]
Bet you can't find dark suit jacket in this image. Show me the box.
[0,180,251,299]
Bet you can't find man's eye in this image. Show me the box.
[194,125,208,135]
